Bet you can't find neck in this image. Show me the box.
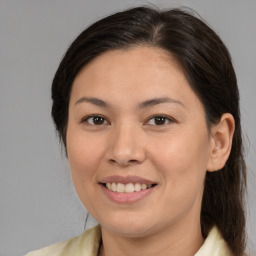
[99,220,204,256]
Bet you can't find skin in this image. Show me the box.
[66,47,234,256]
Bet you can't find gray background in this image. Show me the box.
[0,0,255,255]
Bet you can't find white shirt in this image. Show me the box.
[26,225,231,256]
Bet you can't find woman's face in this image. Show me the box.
[66,47,213,237]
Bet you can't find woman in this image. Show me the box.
[26,6,247,256]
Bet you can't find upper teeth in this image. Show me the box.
[106,183,152,193]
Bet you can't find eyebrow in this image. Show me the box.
[75,97,109,107]
[138,97,185,109]
[75,96,185,109]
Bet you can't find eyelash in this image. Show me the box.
[81,115,110,126]
[81,114,175,126]
[146,115,175,126]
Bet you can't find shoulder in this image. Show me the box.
[25,225,101,256]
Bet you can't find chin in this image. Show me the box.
[99,214,157,238]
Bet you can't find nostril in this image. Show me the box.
[108,158,139,166]
[109,159,117,165]
[129,159,139,164]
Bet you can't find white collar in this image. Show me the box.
[195,226,231,256]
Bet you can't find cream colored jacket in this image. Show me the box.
[26,225,231,256]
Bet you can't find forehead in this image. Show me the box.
[76,46,179,76]
[70,46,202,112]
[72,47,185,91]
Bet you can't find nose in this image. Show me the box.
[107,124,146,167]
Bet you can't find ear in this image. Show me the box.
[207,113,235,172]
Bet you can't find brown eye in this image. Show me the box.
[154,116,167,125]
[147,115,173,126]
[84,115,109,125]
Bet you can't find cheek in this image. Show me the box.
[150,128,210,192]
[149,134,209,220]
[66,127,103,195]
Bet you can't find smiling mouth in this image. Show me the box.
[101,182,157,193]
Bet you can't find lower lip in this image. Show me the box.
[100,184,155,203]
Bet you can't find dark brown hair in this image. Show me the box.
[51,6,247,256]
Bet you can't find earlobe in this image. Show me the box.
[207,113,235,172]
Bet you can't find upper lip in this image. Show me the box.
[99,175,157,185]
